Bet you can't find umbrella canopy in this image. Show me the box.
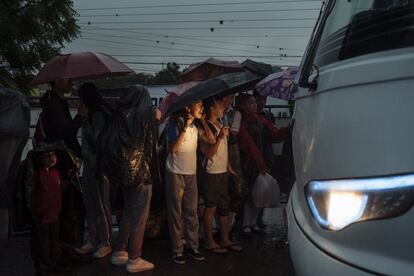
[158,92,178,116]
[31,52,133,85]
[158,81,200,116]
[168,71,260,115]
[181,58,245,83]
[242,59,281,77]
[255,67,298,100]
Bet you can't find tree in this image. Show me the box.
[87,62,182,91]
[0,0,79,93]
[152,62,182,84]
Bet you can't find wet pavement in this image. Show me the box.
[0,206,294,276]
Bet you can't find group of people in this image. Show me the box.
[25,78,287,275]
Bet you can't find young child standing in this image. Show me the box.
[200,97,242,254]
[165,99,215,264]
[26,145,73,276]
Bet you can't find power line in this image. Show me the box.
[77,37,278,56]
[112,54,303,58]
[123,61,192,66]
[143,34,308,37]
[82,32,305,52]
[79,18,317,25]
[128,68,161,73]
[77,37,302,59]
[68,40,302,62]
[122,61,299,67]
[78,1,322,11]
[77,8,320,17]
[130,66,163,71]
[81,29,305,53]
[69,41,176,56]
[80,25,314,30]
[80,27,300,55]
[70,40,302,63]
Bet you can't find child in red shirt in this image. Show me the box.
[30,149,70,275]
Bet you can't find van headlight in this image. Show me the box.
[306,174,414,231]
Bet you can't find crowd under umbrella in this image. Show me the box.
[180,57,245,83]
[167,71,261,116]
[30,51,133,85]
[255,67,299,101]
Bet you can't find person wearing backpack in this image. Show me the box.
[99,85,159,273]
[74,83,113,259]
[200,96,243,254]
[165,99,215,265]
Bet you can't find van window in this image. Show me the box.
[315,0,414,67]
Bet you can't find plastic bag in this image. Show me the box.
[252,172,280,208]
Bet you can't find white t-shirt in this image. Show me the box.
[166,123,199,175]
[230,110,242,133]
[205,121,228,174]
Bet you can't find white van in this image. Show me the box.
[287,1,414,275]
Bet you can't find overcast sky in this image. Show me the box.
[63,0,323,73]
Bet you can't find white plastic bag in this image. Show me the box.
[252,172,280,208]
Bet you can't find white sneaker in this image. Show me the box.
[126,258,154,273]
[74,241,95,255]
[92,245,112,259]
[252,225,262,233]
[111,250,129,266]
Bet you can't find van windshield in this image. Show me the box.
[314,0,414,67]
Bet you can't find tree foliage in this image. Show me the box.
[90,62,182,89]
[152,62,181,84]
[0,0,79,92]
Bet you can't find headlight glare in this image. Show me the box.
[306,174,414,231]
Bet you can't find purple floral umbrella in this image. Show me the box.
[255,66,298,100]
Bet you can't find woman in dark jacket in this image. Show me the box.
[237,94,285,235]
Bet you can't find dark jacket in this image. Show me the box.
[40,90,82,157]
[100,85,160,188]
[24,143,82,220]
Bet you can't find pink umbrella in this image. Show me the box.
[181,58,245,83]
[255,67,298,100]
[158,92,178,117]
[158,81,200,116]
[31,52,133,85]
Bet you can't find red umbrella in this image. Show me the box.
[181,58,245,83]
[31,52,133,85]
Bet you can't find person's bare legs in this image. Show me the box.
[219,215,232,246]
[204,207,220,248]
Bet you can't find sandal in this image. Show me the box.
[224,242,243,252]
[204,246,228,254]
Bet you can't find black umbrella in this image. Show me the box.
[242,59,282,77]
[167,71,260,115]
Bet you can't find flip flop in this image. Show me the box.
[204,246,228,254]
[224,242,243,252]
